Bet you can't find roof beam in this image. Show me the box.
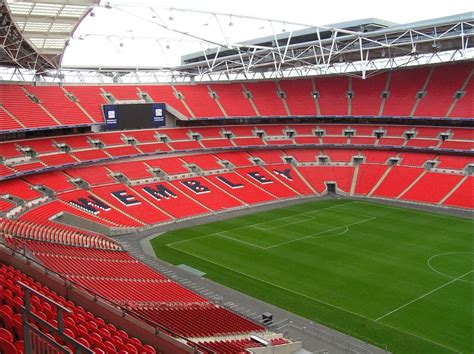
[10,14,78,25]
[10,0,97,5]
[22,31,70,39]
[38,48,63,55]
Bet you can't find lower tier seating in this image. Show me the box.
[0,263,156,354]
[132,305,264,338]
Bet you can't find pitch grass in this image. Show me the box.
[150,199,473,353]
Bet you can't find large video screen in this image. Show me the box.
[103,103,166,130]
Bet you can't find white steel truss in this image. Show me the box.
[1,3,473,82]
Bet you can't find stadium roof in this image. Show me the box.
[1,1,473,82]
[1,0,96,71]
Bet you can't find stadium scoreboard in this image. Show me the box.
[103,103,166,130]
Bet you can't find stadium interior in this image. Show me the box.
[0,1,473,353]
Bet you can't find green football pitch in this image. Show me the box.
[150,199,473,353]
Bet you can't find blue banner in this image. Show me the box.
[152,103,166,127]
[103,105,119,129]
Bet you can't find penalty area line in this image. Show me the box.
[264,216,377,249]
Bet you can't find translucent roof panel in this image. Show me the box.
[6,0,95,56]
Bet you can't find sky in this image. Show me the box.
[61,0,473,68]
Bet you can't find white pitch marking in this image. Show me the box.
[264,217,376,249]
[216,233,267,249]
[166,243,460,353]
[427,252,474,284]
[375,270,473,321]
[256,215,318,231]
[167,201,358,247]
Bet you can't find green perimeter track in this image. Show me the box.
[150,199,473,353]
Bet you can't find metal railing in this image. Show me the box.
[18,281,94,354]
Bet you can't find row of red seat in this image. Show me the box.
[0,217,120,250]
[1,63,472,131]
[2,124,471,156]
[2,149,471,224]
[31,253,166,281]
[1,124,472,181]
[6,160,467,234]
[0,263,157,353]
[68,278,207,305]
[2,236,278,347]
[132,305,265,339]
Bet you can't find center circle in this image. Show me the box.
[427,252,474,283]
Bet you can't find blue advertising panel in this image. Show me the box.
[103,105,119,129]
[152,103,166,127]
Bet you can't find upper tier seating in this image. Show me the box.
[1,64,472,134]
[141,86,188,117]
[414,63,472,117]
[450,76,473,118]
[64,86,105,122]
[210,83,256,117]
[175,85,223,118]
[316,76,348,115]
[382,67,430,116]
[26,86,92,126]
[0,85,59,129]
[103,86,140,100]
[0,108,24,131]
[351,74,387,116]
[279,79,316,115]
[245,82,287,116]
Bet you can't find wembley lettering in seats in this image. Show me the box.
[181,180,210,194]
[143,185,177,201]
[247,171,273,184]
[216,176,244,189]
[111,190,142,206]
[273,168,293,181]
[69,196,111,214]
